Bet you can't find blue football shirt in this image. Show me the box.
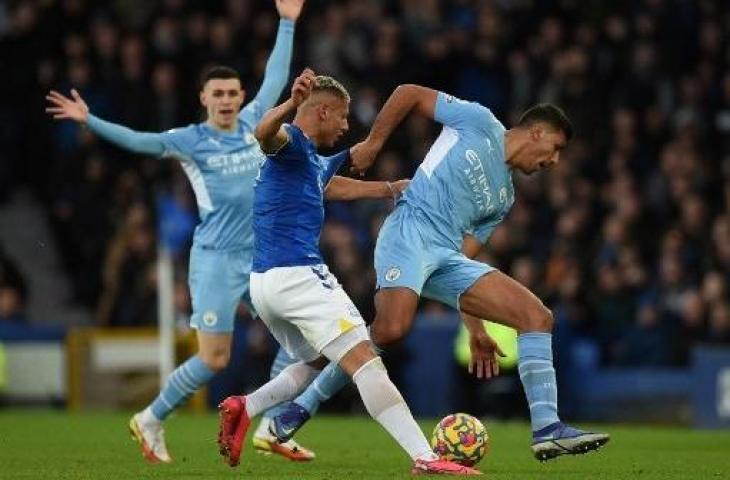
[252,124,349,272]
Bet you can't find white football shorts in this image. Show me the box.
[250,264,368,363]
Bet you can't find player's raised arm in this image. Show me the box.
[45,89,165,156]
[350,84,438,174]
[246,0,305,121]
[325,177,409,201]
[254,68,315,153]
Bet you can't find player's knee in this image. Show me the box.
[371,317,408,346]
[523,304,554,333]
[199,349,230,372]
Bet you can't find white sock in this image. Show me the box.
[253,418,271,438]
[352,357,437,461]
[245,362,320,418]
[139,406,161,426]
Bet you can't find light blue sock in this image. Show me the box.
[293,361,350,415]
[150,355,214,421]
[517,332,560,432]
[261,347,298,421]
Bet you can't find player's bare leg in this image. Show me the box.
[460,271,609,461]
[370,287,419,346]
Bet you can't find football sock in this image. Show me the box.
[149,355,214,421]
[293,361,350,415]
[517,332,560,432]
[257,347,297,436]
[245,362,320,418]
[352,357,437,461]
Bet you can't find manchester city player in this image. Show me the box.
[216,70,480,475]
[268,84,611,461]
[348,84,611,461]
[44,0,319,464]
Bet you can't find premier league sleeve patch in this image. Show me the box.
[385,266,402,282]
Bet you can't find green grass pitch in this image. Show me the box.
[1,410,728,479]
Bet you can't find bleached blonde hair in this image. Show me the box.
[313,75,350,102]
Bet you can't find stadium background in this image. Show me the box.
[1,0,729,430]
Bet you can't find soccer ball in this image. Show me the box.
[430,413,489,466]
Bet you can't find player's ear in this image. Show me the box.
[530,125,543,141]
[199,89,207,107]
[318,103,329,121]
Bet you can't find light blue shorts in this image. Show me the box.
[188,245,255,333]
[374,204,494,310]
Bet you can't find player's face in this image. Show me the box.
[319,97,350,147]
[522,125,567,174]
[200,78,245,131]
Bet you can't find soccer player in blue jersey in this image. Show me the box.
[216,70,481,475]
[345,84,611,461]
[43,0,363,464]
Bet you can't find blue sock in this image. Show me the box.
[150,355,214,421]
[517,332,560,432]
[261,347,298,421]
[293,362,350,415]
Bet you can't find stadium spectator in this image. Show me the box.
[0,0,726,373]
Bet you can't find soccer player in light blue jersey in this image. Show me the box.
[346,84,611,461]
[216,70,481,475]
[44,0,325,464]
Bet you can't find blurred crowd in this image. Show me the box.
[1,0,730,367]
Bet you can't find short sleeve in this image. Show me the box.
[159,125,199,158]
[467,217,501,245]
[320,149,350,185]
[266,123,296,159]
[434,92,503,135]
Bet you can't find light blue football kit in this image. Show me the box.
[85,19,295,420]
[375,92,514,308]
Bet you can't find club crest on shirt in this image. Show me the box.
[202,311,218,327]
[385,267,401,282]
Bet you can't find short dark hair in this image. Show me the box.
[518,103,573,141]
[200,65,240,90]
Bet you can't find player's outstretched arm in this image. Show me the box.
[324,177,409,201]
[255,68,315,153]
[350,84,438,174]
[45,89,165,156]
[248,0,305,118]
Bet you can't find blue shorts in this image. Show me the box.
[374,204,494,310]
[188,245,255,333]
